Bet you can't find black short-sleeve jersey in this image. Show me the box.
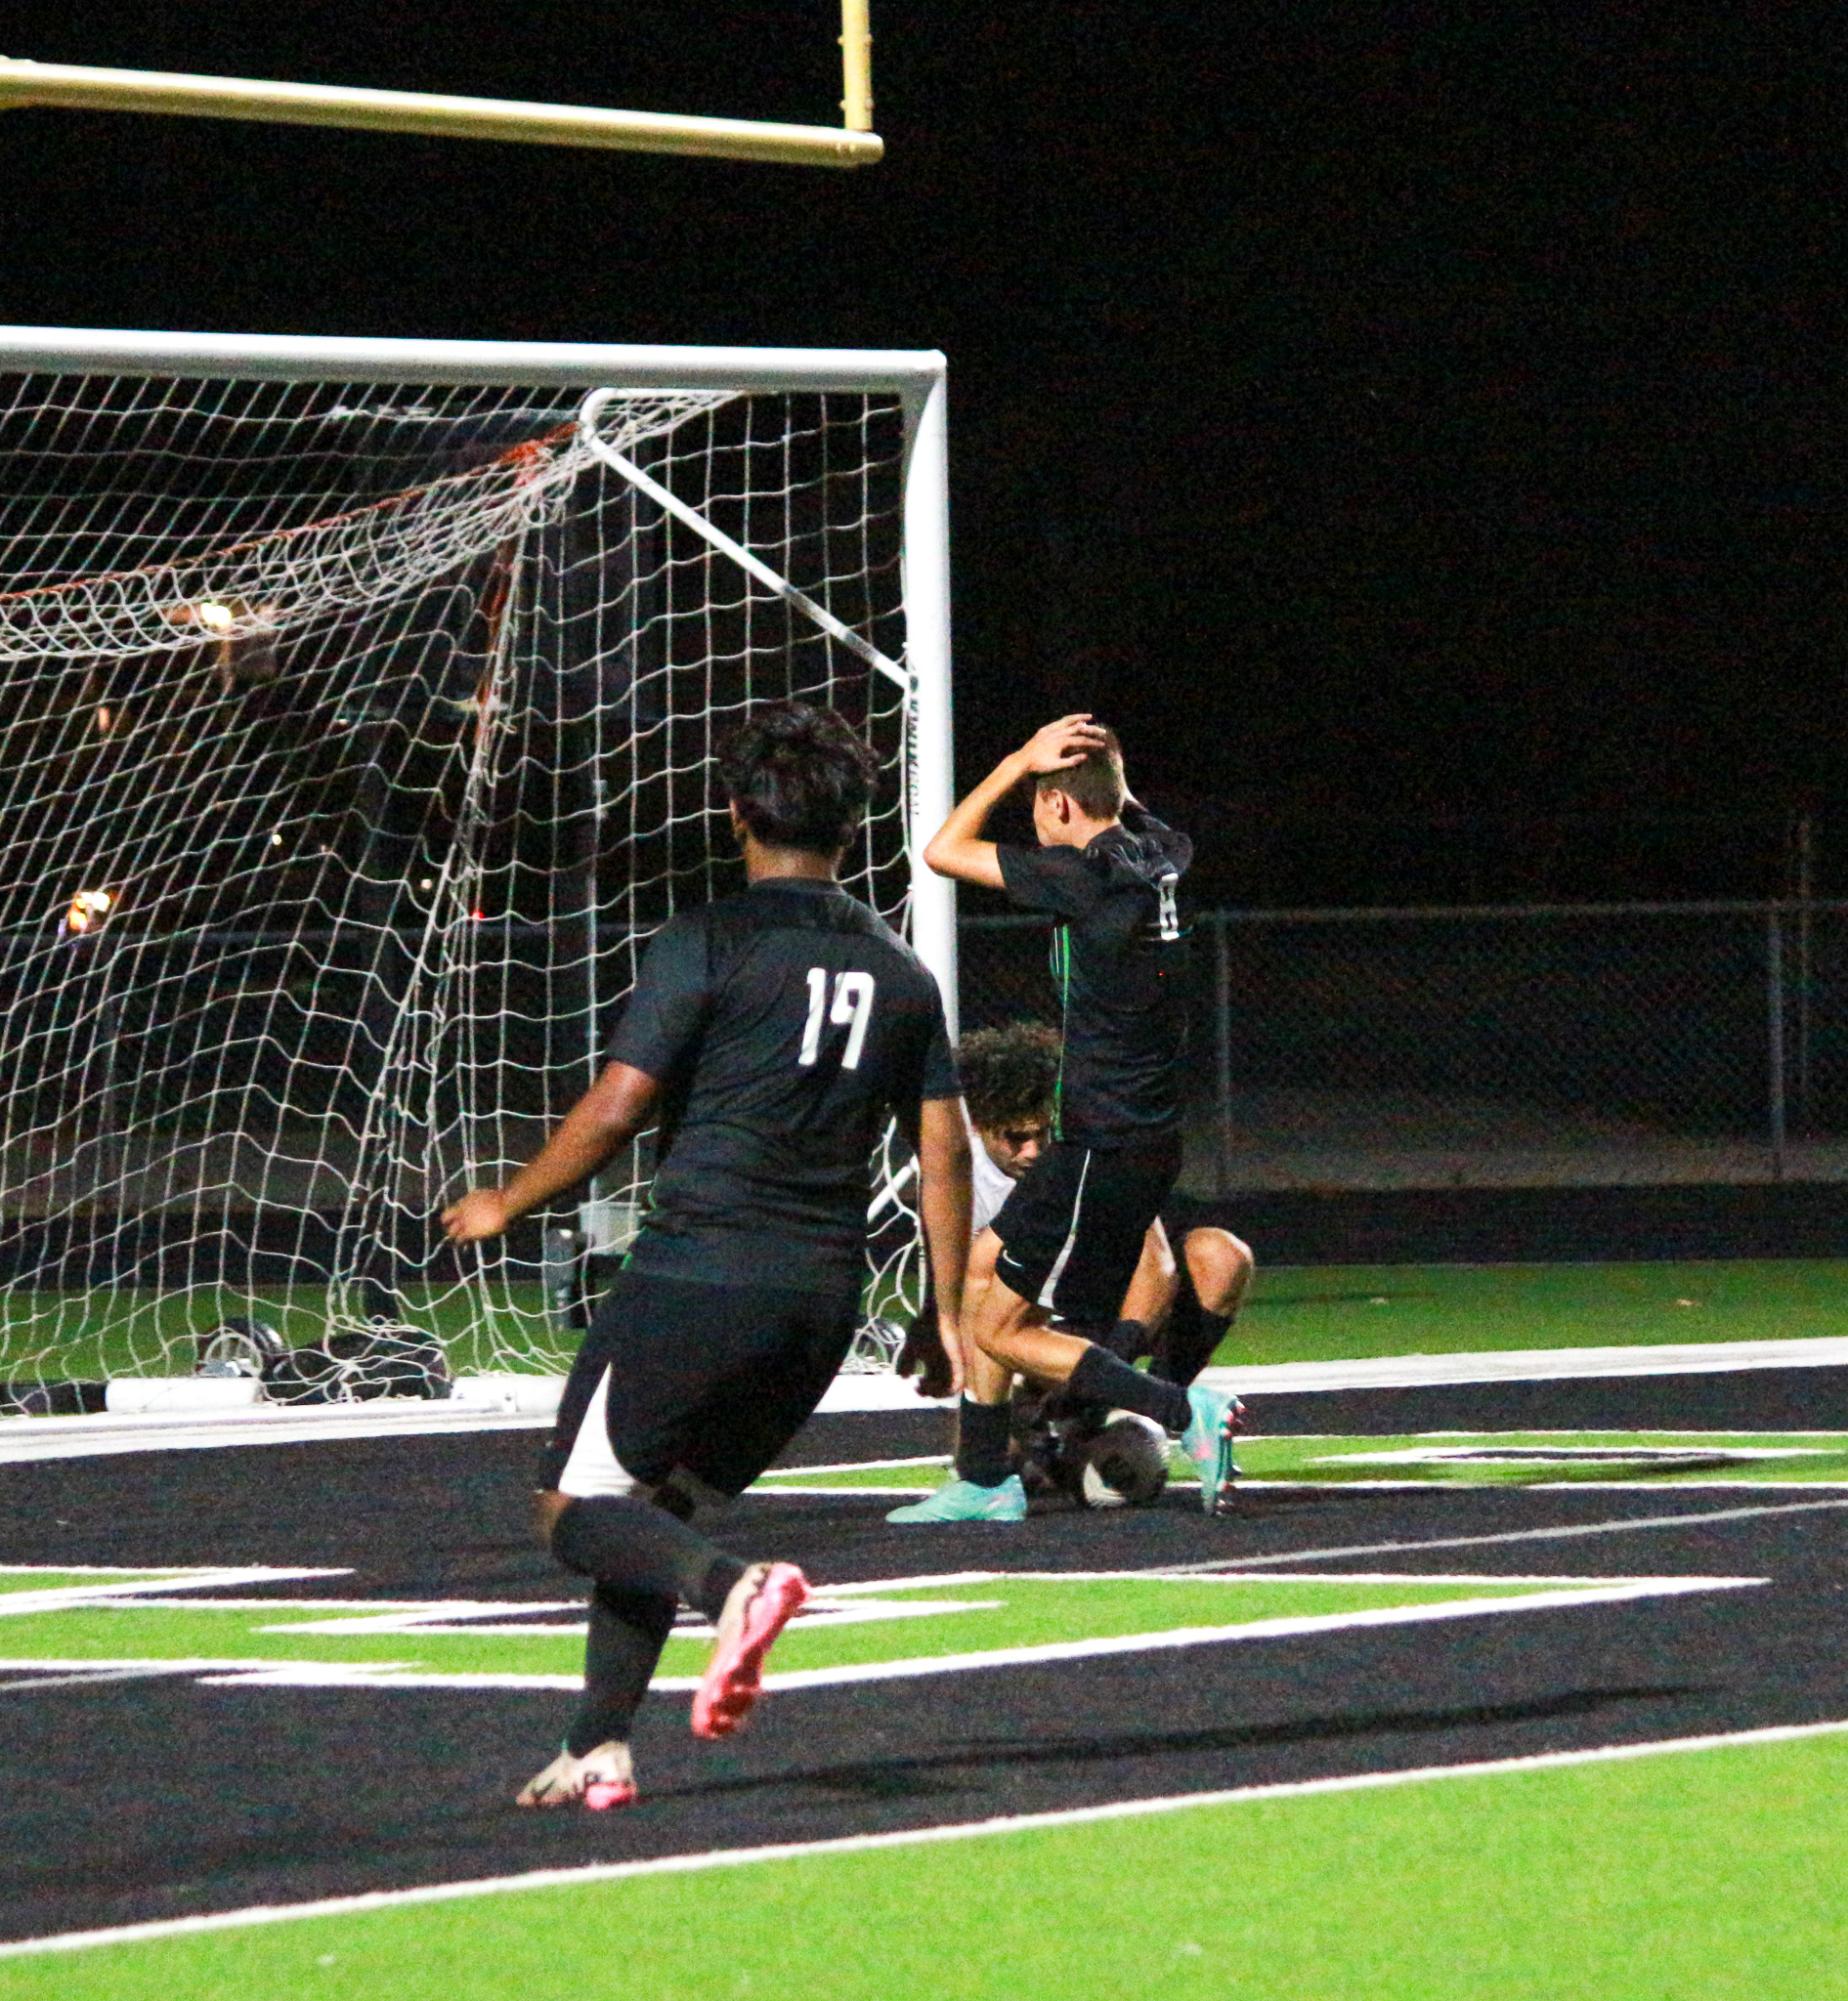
[607,878,958,1292]
[995,802,1192,1144]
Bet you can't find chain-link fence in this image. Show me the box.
[961,902,1848,1194]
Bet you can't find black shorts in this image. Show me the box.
[537,1269,861,1502]
[992,1133,1182,1328]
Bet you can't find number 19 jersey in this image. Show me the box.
[606,878,960,1294]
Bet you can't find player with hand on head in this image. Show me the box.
[889,716,1246,1522]
[442,701,970,1808]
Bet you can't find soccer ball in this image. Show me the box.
[1077,1411,1171,1509]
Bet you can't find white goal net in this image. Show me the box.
[0,331,953,1411]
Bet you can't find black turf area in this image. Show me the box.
[3,1369,1846,1945]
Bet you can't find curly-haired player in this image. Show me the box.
[899,1018,1253,1499]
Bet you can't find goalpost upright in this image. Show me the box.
[0,327,955,1407]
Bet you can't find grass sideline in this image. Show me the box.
[7,1727,1843,1998]
[10,1258,1848,1386]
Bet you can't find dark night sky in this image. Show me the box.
[3,5,1842,905]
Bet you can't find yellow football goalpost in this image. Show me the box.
[0,0,880,168]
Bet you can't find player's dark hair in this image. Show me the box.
[718,700,879,855]
[1034,726,1126,820]
[957,1021,1061,1132]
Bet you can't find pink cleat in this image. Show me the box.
[691,1561,810,1740]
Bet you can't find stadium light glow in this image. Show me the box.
[62,887,115,936]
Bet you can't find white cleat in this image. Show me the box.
[516,1738,636,1811]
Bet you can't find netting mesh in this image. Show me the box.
[0,364,925,1395]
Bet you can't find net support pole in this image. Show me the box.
[1767,908,1787,1182]
[901,366,957,1033]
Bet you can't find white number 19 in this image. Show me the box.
[799,968,876,1071]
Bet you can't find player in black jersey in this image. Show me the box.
[442,702,969,1808]
[890,715,1246,1523]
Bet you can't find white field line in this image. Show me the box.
[1155,1494,1848,1573]
[272,1597,1004,1640]
[6,1714,1845,1961]
[1195,1336,1848,1393]
[1319,1444,1833,1464]
[764,1455,949,1476]
[0,1568,349,1617]
[7,1339,1845,1464]
[754,1484,940,1496]
[0,1665,213,1694]
[750,1475,1848,1497]
[178,1575,1758,1695]
[0,1406,552,1465]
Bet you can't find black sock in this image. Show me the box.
[1067,1344,1191,1433]
[1101,1317,1150,1362]
[954,1396,1015,1487]
[1154,1307,1232,1389]
[565,1582,677,1755]
[552,1494,747,1622]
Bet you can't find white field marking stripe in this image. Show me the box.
[761,1455,950,1476]
[1369,1428,1848,1439]
[750,1475,1848,1498]
[1512,1472,1848,1488]
[0,1656,333,1677]
[244,1602,580,1635]
[751,1484,939,1496]
[8,1341,1842,1459]
[195,1666,580,1689]
[1320,1445,1833,1464]
[8,1713,1845,1961]
[0,1664,224,1695]
[0,1568,350,1617]
[0,1408,551,1465]
[1154,1494,1848,1573]
[276,1598,1005,1641]
[1229,1479,1848,1492]
[763,1435,1848,1482]
[0,1563,239,1575]
[1195,1334,1848,1394]
[182,1578,1760,1695]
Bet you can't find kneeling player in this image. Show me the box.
[443,702,969,1806]
[900,1020,1253,1506]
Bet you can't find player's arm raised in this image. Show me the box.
[913,1094,974,1397]
[441,1061,660,1245]
[923,714,1107,889]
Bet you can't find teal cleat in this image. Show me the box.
[886,1475,1027,1524]
[1180,1386,1249,1515]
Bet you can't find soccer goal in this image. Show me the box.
[0,327,953,1414]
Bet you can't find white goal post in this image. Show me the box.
[0,327,954,1413]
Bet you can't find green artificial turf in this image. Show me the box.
[11,1726,1843,1999]
[11,1258,1848,1385]
[1229,1258,1848,1368]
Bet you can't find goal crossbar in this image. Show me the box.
[0,19,881,169]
